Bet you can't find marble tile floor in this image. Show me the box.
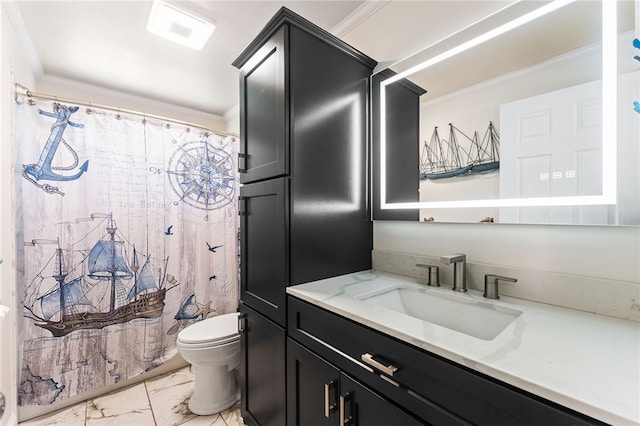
[19,366,246,426]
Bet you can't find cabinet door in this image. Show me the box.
[239,178,288,325]
[239,25,288,184]
[287,338,427,426]
[287,339,340,426]
[339,373,427,426]
[239,303,286,426]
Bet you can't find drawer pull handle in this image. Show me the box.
[324,380,337,417]
[339,392,353,425]
[361,353,398,376]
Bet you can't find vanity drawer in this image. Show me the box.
[287,296,605,426]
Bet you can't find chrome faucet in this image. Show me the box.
[416,264,440,287]
[440,253,467,292]
[484,274,517,299]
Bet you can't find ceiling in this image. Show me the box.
[8,0,516,118]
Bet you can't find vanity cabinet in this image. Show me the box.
[287,338,425,426]
[233,7,376,426]
[288,296,606,426]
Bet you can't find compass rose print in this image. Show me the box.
[166,139,236,210]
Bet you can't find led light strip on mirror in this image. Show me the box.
[379,0,618,210]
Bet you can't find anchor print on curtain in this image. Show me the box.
[15,97,239,407]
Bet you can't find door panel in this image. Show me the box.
[499,72,639,224]
[500,80,604,224]
[287,339,339,426]
[239,304,286,426]
[339,373,427,426]
[239,178,288,325]
[240,26,288,184]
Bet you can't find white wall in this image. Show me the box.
[374,221,640,284]
[224,105,240,135]
[35,76,229,134]
[1,3,36,425]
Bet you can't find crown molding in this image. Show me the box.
[330,0,390,38]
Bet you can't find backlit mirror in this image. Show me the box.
[376,0,638,225]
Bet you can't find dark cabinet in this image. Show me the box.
[239,26,287,184]
[233,7,376,426]
[339,373,427,426]
[239,303,286,426]
[234,7,375,326]
[288,296,606,426]
[287,338,425,426]
[287,338,338,426]
[371,70,426,221]
[239,178,289,325]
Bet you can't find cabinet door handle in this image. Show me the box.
[324,380,337,417]
[238,196,247,216]
[361,353,398,376]
[238,153,247,173]
[238,314,247,333]
[339,392,353,425]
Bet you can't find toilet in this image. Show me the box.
[177,312,241,415]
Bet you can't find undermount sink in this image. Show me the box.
[357,285,522,340]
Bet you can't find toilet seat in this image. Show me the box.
[177,312,240,347]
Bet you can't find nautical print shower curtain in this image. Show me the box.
[15,97,238,406]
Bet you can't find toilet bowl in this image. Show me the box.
[177,312,240,415]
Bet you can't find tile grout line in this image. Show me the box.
[143,380,158,426]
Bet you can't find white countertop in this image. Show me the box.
[286,270,640,425]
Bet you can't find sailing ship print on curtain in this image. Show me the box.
[15,97,238,406]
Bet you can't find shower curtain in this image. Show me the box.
[15,97,239,406]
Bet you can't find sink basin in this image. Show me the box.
[358,285,522,340]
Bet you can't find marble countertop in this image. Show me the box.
[286,270,640,426]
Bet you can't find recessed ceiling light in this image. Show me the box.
[147,0,215,50]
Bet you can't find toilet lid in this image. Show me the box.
[177,312,240,345]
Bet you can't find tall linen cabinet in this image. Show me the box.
[232,8,376,426]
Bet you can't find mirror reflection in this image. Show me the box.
[377,0,638,225]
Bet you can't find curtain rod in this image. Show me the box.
[14,83,237,138]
